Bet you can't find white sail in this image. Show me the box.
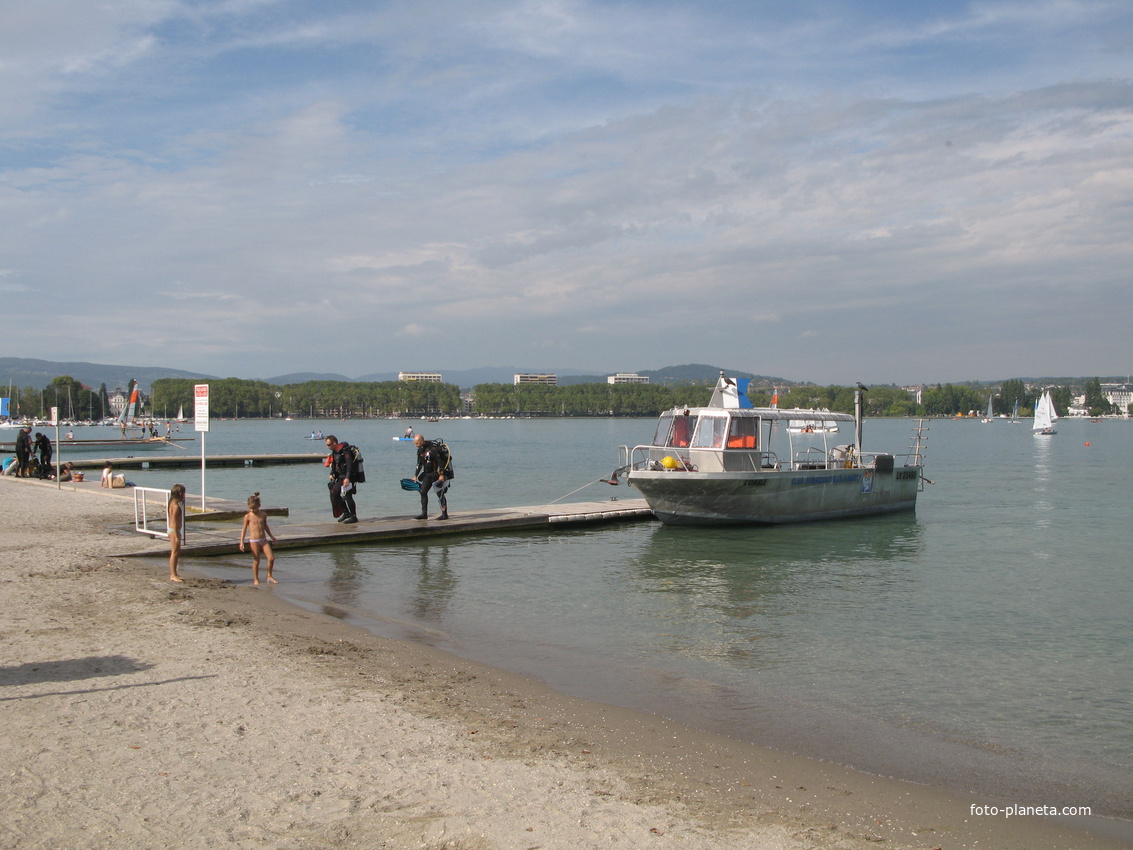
[1033,391,1058,434]
[116,379,140,428]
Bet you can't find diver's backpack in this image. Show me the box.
[347,444,366,484]
[427,439,454,478]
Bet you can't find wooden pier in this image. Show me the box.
[118,498,655,558]
[64,453,324,470]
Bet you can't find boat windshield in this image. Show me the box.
[653,411,696,447]
[654,411,760,450]
[691,412,728,448]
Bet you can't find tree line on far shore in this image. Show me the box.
[5,375,1124,421]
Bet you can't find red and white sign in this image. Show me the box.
[194,384,210,432]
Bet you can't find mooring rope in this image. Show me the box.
[522,475,620,516]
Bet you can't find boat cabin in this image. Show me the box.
[648,406,854,473]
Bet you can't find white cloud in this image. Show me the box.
[0,1,1130,383]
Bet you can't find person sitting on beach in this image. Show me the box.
[58,462,75,482]
[238,492,278,586]
[100,462,113,488]
[167,484,186,583]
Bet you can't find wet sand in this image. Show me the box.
[1,476,1129,849]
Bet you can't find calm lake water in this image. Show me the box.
[104,415,1133,819]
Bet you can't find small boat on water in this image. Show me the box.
[614,374,926,525]
[981,395,995,423]
[786,413,839,434]
[1033,390,1058,436]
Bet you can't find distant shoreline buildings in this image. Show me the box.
[608,373,649,385]
[398,372,442,383]
[514,373,557,385]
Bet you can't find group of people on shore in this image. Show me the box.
[322,433,452,523]
[6,426,54,478]
[6,428,452,585]
[165,485,278,586]
[163,432,452,585]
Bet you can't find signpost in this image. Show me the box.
[194,384,210,510]
[50,406,60,489]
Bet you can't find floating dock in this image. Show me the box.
[64,453,324,470]
[117,498,654,558]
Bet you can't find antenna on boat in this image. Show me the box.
[854,383,868,463]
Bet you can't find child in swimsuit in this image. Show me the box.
[168,484,186,583]
[239,492,278,586]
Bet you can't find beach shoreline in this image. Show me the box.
[2,476,1129,849]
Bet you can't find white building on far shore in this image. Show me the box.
[607,373,649,384]
[398,372,442,382]
[1102,383,1133,414]
[514,373,557,385]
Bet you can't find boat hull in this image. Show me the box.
[628,466,921,525]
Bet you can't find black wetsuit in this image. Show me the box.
[34,433,52,475]
[15,429,32,477]
[329,442,358,520]
[414,442,449,519]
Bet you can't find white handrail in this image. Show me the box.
[133,486,181,539]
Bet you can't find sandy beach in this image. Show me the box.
[1,476,1128,850]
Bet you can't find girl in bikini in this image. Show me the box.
[238,492,278,586]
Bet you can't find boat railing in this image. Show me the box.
[792,446,847,470]
[622,443,923,477]
[621,444,782,473]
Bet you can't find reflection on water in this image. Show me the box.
[325,548,370,613]
[622,516,925,669]
[410,545,457,622]
[633,514,924,582]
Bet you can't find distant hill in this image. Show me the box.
[9,356,1121,394]
[637,364,795,387]
[0,357,217,393]
[264,372,355,384]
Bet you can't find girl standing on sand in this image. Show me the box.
[238,492,278,586]
[168,484,186,583]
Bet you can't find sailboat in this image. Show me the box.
[1033,391,1058,436]
[117,380,141,431]
[981,395,994,423]
[1009,400,1020,424]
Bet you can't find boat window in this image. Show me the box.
[653,412,699,447]
[725,415,759,449]
[666,414,693,448]
[691,413,728,448]
[651,414,674,447]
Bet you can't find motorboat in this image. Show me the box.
[614,374,926,525]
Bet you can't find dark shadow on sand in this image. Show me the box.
[0,654,155,687]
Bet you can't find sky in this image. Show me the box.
[2,0,1131,385]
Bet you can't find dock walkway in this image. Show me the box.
[65,453,324,471]
[118,498,654,558]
